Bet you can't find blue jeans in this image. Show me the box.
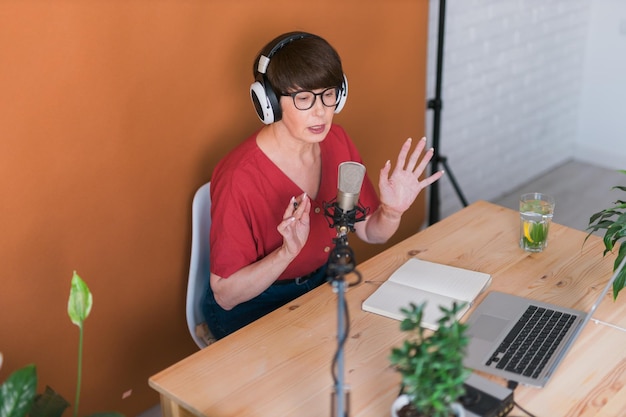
[203,264,328,340]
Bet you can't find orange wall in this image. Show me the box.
[0,1,429,414]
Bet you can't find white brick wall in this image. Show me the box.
[426,0,591,219]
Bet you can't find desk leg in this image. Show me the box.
[160,395,197,417]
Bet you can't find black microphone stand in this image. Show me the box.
[324,203,366,417]
[428,0,468,225]
[327,231,353,417]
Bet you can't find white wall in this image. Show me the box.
[575,0,626,169]
[426,0,594,219]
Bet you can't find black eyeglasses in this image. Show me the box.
[282,87,341,111]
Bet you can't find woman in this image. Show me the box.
[204,31,444,339]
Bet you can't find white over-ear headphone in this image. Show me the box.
[250,32,348,125]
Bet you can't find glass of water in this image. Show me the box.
[519,193,555,252]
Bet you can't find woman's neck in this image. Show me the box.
[257,125,318,162]
[256,125,322,198]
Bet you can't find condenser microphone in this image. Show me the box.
[337,161,366,213]
[324,162,368,236]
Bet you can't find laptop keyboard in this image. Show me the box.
[485,305,576,379]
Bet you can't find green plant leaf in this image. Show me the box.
[0,364,37,417]
[613,268,626,300]
[67,271,93,328]
[612,245,626,300]
[589,211,622,227]
[30,386,70,417]
[586,170,626,301]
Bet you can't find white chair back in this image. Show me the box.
[186,182,214,348]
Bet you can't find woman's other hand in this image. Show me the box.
[378,137,444,217]
[277,192,311,258]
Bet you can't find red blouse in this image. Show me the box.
[210,124,380,280]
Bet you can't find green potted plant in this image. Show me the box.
[0,272,123,417]
[389,302,470,417]
[586,169,626,300]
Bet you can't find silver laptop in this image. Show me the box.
[464,256,626,388]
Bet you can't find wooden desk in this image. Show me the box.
[149,201,626,417]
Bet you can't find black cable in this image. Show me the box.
[331,285,351,386]
[506,380,518,391]
[347,269,362,287]
[507,380,539,417]
[513,401,538,417]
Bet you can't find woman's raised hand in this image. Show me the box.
[378,137,444,217]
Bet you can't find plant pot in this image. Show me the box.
[391,394,466,417]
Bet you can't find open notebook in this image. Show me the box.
[362,258,492,330]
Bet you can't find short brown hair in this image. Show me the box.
[253,32,344,94]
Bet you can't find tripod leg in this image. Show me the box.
[440,156,469,207]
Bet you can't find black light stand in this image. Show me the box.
[427,0,469,225]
